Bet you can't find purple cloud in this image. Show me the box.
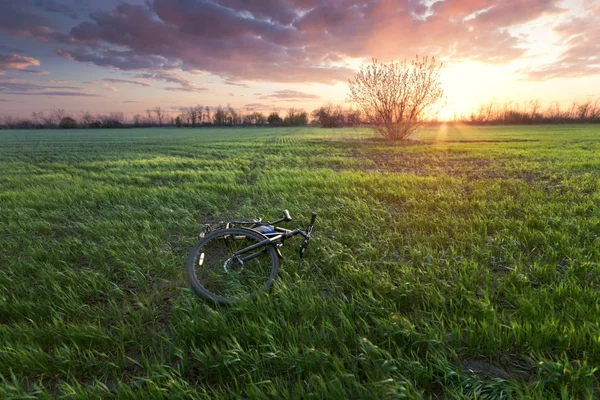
[0,1,67,41]
[164,87,207,92]
[0,54,41,72]
[244,103,272,111]
[103,78,152,87]
[223,80,249,88]
[260,90,320,101]
[34,0,79,19]
[0,77,99,97]
[6,0,597,84]
[55,0,568,83]
[6,91,103,97]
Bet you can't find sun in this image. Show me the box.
[439,61,514,120]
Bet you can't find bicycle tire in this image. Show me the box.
[186,228,279,304]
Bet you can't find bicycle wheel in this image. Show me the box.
[186,228,279,304]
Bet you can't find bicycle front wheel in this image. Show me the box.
[186,228,279,304]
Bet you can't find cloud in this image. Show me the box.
[0,77,100,97]
[244,103,272,111]
[123,100,138,103]
[223,79,249,88]
[164,87,208,92]
[56,0,566,83]
[0,54,41,72]
[0,98,8,102]
[6,91,103,97]
[34,0,79,19]
[0,1,67,41]
[8,0,587,83]
[522,1,600,80]
[260,89,320,101]
[56,48,180,70]
[17,70,51,75]
[84,80,117,92]
[103,78,152,87]
[136,72,205,91]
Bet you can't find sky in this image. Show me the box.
[0,0,599,120]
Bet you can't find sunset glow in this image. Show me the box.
[0,0,599,119]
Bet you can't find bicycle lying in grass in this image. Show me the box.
[186,210,317,304]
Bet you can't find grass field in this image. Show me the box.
[1,125,599,399]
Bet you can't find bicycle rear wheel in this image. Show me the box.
[186,228,279,304]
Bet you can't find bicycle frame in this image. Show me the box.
[227,211,317,263]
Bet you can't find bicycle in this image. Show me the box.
[186,210,317,304]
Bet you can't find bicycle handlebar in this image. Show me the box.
[283,209,292,221]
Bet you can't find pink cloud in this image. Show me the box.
[0,54,41,72]
[10,0,594,83]
[523,1,600,80]
[260,89,320,101]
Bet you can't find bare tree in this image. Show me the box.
[577,100,591,120]
[227,105,239,125]
[188,106,203,127]
[146,109,154,126]
[589,98,600,121]
[528,99,541,121]
[205,106,211,125]
[80,111,94,128]
[31,112,43,128]
[348,56,444,140]
[133,114,142,127]
[3,116,17,129]
[108,111,125,124]
[153,106,164,127]
[41,109,66,128]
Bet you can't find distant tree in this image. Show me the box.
[188,107,198,127]
[213,106,226,126]
[242,113,253,126]
[145,109,154,126]
[175,115,182,128]
[40,109,65,128]
[348,56,444,140]
[267,111,283,126]
[243,111,266,126]
[227,105,240,125]
[110,112,125,124]
[312,104,347,128]
[59,116,77,129]
[254,112,267,125]
[153,106,164,127]
[81,111,94,128]
[576,100,592,120]
[527,99,542,122]
[97,114,119,128]
[346,108,362,126]
[133,114,142,127]
[204,106,211,125]
[589,99,600,121]
[3,116,17,129]
[31,112,44,128]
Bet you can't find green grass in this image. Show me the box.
[0,125,599,399]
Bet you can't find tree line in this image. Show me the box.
[2,99,600,130]
[0,105,309,130]
[457,99,600,125]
